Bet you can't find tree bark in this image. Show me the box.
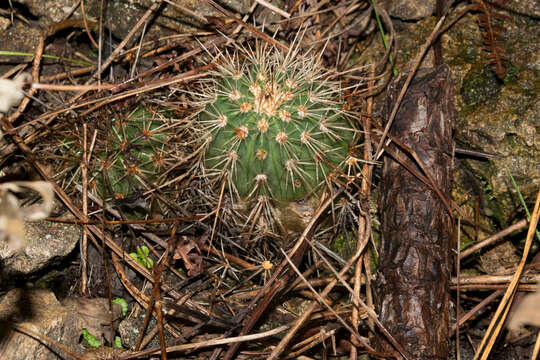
[376,65,455,359]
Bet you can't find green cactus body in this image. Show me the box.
[94,107,170,200]
[56,106,174,205]
[93,107,172,201]
[201,47,355,203]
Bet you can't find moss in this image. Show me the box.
[461,64,502,106]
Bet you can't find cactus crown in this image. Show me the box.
[198,42,356,203]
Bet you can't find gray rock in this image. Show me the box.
[17,0,78,26]
[82,0,250,46]
[0,22,42,65]
[117,315,142,349]
[0,0,251,66]
[0,288,122,360]
[387,0,436,20]
[0,218,80,279]
[117,302,157,350]
[503,0,539,19]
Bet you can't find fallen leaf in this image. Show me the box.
[173,236,204,276]
[0,73,32,113]
[0,181,55,251]
[507,282,540,334]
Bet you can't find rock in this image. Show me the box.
[0,0,251,68]
[0,21,42,65]
[0,218,80,281]
[452,11,540,225]
[118,302,156,350]
[368,7,539,229]
[386,0,436,20]
[81,0,250,46]
[0,288,122,360]
[17,0,78,27]
[117,315,142,350]
[62,297,123,344]
[503,0,539,19]
[478,241,520,274]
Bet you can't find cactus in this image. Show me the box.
[93,107,172,200]
[198,43,356,205]
[55,105,177,206]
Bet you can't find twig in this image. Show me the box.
[308,240,411,360]
[222,190,343,360]
[268,242,373,359]
[81,124,88,294]
[474,189,540,360]
[280,248,373,351]
[451,274,540,286]
[31,82,117,91]
[163,0,208,23]
[40,66,95,82]
[202,0,289,52]
[23,69,208,125]
[285,327,337,358]
[121,325,290,359]
[68,0,164,104]
[532,331,540,360]
[459,219,528,259]
[255,0,290,19]
[155,267,167,360]
[456,218,462,360]
[81,0,98,48]
[209,177,226,249]
[451,290,503,334]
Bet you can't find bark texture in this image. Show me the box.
[376,65,455,359]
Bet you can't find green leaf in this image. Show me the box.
[112,298,129,317]
[114,336,123,348]
[131,246,154,269]
[136,246,144,258]
[140,245,150,257]
[82,328,101,348]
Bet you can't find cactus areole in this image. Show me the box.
[200,45,355,202]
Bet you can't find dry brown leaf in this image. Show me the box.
[507,282,540,335]
[0,181,55,251]
[173,236,204,276]
[0,73,32,113]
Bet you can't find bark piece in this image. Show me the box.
[376,65,454,359]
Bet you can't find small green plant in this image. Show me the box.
[114,336,123,348]
[113,298,129,317]
[81,328,101,348]
[129,245,154,269]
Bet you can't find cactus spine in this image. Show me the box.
[198,43,356,205]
